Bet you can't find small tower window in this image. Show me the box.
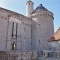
[38,24,40,27]
[29,3,30,5]
[39,40,40,43]
[39,24,40,26]
[11,41,16,50]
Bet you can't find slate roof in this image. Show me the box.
[35,4,48,11]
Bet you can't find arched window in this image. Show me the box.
[11,41,16,50]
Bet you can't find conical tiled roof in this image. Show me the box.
[35,4,48,11]
[48,27,60,42]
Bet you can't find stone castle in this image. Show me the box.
[0,0,60,60]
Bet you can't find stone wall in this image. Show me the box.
[0,51,8,60]
[0,51,60,60]
[0,51,37,60]
[0,8,32,52]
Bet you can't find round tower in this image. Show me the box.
[26,0,34,17]
[31,4,54,54]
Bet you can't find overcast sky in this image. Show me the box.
[0,0,60,32]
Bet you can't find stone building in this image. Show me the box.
[26,0,54,56]
[43,27,60,58]
[0,0,60,60]
[48,27,60,51]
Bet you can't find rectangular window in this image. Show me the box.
[16,23,18,37]
[12,22,18,37]
[12,22,14,37]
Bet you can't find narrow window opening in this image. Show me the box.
[12,22,14,37]
[11,41,16,50]
[16,23,18,37]
[39,40,40,43]
[38,24,40,27]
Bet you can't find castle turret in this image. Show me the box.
[31,4,54,54]
[26,0,34,17]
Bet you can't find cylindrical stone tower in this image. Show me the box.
[31,4,54,54]
[26,0,34,17]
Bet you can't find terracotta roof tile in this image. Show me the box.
[48,27,60,42]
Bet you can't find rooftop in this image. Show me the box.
[48,27,60,42]
[35,4,48,11]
